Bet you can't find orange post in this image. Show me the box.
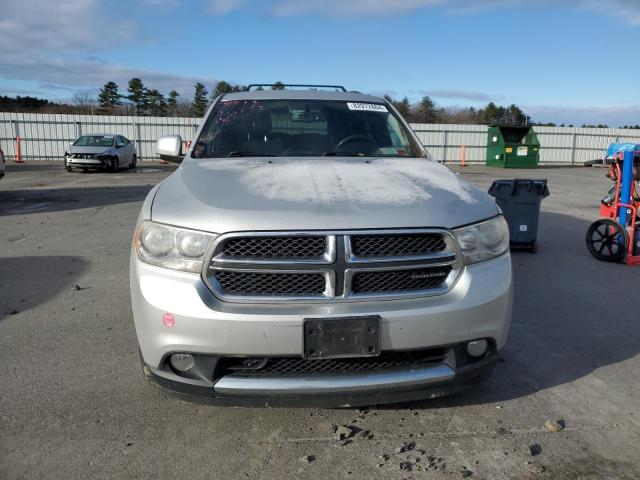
[460,144,467,167]
[15,136,24,163]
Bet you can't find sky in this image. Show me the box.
[1,0,639,126]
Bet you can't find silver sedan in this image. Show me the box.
[64,133,137,172]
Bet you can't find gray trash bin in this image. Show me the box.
[488,179,550,252]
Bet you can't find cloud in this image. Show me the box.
[207,0,247,14]
[369,89,399,98]
[270,0,445,16]
[203,0,640,24]
[2,0,637,105]
[0,0,135,54]
[584,0,640,25]
[412,89,506,102]
[0,0,216,97]
[142,0,183,11]
[0,86,47,97]
[0,52,213,97]
[525,104,640,127]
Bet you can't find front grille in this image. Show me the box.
[213,270,326,297]
[73,153,95,159]
[351,266,452,294]
[221,349,447,377]
[206,230,459,301]
[350,233,446,257]
[223,236,326,259]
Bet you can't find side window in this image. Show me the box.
[386,115,410,148]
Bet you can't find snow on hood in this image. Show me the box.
[151,157,498,232]
[196,157,479,206]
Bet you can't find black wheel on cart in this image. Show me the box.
[586,219,628,263]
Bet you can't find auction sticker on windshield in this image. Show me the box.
[347,102,388,112]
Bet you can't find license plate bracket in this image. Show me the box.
[303,316,381,359]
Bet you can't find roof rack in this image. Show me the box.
[246,84,347,92]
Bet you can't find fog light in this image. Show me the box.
[170,353,195,372]
[467,339,488,357]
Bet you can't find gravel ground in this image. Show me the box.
[1,161,639,480]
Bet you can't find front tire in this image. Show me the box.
[129,154,137,169]
[111,157,119,173]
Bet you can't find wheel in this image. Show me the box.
[129,154,137,169]
[111,157,119,172]
[64,159,72,172]
[529,242,538,254]
[586,219,628,263]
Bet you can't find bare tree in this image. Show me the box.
[71,92,97,115]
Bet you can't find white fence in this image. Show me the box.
[1,112,639,164]
[0,112,200,161]
[410,123,640,165]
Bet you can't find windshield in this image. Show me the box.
[73,135,114,147]
[192,99,423,158]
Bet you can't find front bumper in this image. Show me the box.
[130,251,512,405]
[66,157,111,169]
[146,349,497,407]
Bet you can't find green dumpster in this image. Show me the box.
[486,126,540,168]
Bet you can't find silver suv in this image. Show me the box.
[130,86,512,406]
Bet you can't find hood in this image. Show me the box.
[151,157,498,233]
[68,145,114,155]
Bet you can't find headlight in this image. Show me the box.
[453,216,509,265]
[134,220,216,272]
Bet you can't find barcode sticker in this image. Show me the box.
[346,102,388,112]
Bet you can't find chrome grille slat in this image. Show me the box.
[204,229,462,302]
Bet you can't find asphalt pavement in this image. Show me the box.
[1,161,639,479]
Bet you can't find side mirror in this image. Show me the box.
[156,135,184,163]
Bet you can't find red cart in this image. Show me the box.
[586,146,640,265]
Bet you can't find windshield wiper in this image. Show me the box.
[323,151,366,157]
[227,151,276,157]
